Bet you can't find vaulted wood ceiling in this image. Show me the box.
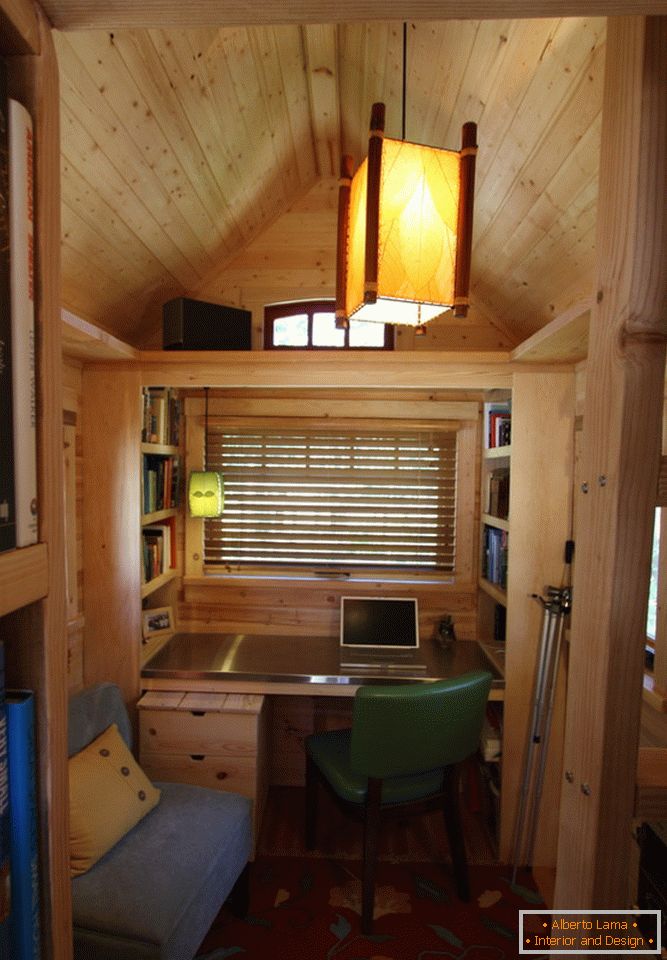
[52,15,607,349]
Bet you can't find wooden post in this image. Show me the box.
[364,101,385,305]
[554,16,667,908]
[335,154,354,329]
[453,121,477,319]
[82,367,143,706]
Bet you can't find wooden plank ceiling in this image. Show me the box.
[53,17,606,348]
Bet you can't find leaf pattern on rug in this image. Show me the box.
[196,857,544,959]
[481,915,517,940]
[501,877,544,904]
[412,872,451,903]
[477,889,502,908]
[329,880,412,919]
[429,923,464,947]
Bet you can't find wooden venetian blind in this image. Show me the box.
[204,428,457,570]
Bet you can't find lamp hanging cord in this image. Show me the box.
[204,386,209,471]
[401,21,407,141]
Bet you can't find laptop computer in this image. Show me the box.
[338,596,427,673]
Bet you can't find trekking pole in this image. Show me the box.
[522,587,571,870]
[511,581,572,884]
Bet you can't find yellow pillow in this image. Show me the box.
[69,723,161,877]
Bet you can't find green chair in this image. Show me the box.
[305,670,493,933]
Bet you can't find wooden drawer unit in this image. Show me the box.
[138,691,268,854]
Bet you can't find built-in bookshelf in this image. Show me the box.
[479,398,511,616]
[477,399,511,853]
[140,389,181,602]
[0,3,71,957]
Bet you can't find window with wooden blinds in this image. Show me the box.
[203,428,457,571]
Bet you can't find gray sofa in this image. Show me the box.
[68,682,252,960]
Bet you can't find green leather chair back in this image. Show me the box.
[350,670,492,780]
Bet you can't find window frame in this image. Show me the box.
[202,425,458,573]
[183,396,479,587]
[264,300,394,351]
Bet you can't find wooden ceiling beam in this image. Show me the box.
[39,1,667,31]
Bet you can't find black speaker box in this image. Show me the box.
[163,297,252,350]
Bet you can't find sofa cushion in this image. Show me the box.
[69,723,161,877]
[72,782,252,960]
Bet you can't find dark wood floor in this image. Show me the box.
[257,763,499,864]
[256,702,666,866]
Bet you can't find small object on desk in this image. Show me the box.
[435,615,457,651]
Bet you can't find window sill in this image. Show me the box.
[184,570,457,588]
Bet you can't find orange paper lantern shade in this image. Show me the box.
[336,103,477,328]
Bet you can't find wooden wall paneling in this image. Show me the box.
[454,419,481,584]
[554,16,667,909]
[184,400,204,581]
[2,6,72,957]
[193,393,480,421]
[500,372,575,872]
[269,695,314,785]
[82,367,142,705]
[179,579,479,641]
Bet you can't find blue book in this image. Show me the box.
[0,644,9,956]
[6,690,40,960]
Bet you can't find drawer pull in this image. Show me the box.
[216,771,228,781]
[190,754,205,761]
[191,711,206,717]
[148,728,157,736]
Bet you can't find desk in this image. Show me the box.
[139,634,504,851]
[141,632,504,698]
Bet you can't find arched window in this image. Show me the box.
[264,300,393,350]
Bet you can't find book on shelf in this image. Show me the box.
[482,525,508,589]
[0,644,10,953]
[141,516,176,584]
[0,59,16,553]
[6,690,40,960]
[484,401,511,450]
[142,454,180,515]
[9,98,37,548]
[487,467,510,520]
[141,387,181,446]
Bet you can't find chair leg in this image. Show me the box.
[442,765,470,901]
[305,751,318,850]
[361,778,382,935]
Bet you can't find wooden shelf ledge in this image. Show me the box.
[478,577,507,606]
[141,568,179,600]
[142,507,178,525]
[481,512,510,532]
[0,542,48,617]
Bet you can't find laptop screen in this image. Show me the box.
[339,597,419,650]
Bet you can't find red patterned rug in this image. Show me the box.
[197,856,546,960]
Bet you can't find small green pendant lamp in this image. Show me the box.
[188,388,224,517]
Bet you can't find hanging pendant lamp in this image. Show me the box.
[335,27,477,331]
[188,388,224,518]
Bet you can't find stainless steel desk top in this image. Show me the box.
[142,632,503,689]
